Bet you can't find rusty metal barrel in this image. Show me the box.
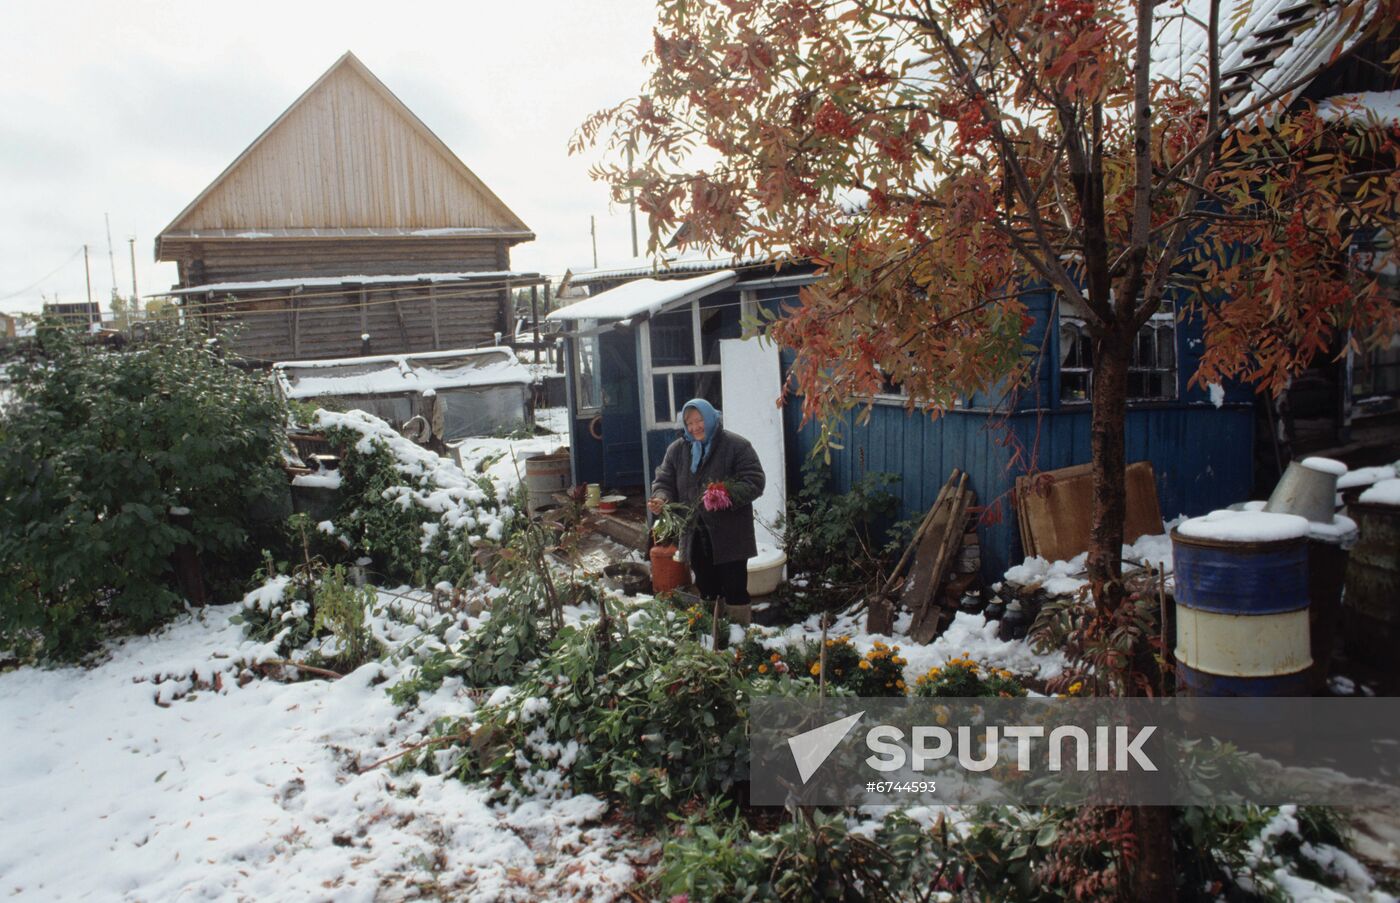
[523,450,571,515]
[1172,510,1313,697]
[1343,481,1400,680]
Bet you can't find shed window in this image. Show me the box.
[1059,304,1177,404]
[1060,320,1093,403]
[573,319,602,415]
[645,299,726,427]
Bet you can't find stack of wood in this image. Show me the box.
[868,469,979,643]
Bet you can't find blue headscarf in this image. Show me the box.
[680,398,721,473]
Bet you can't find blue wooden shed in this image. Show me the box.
[551,259,1256,581]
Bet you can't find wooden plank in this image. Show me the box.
[899,472,962,618]
[429,285,441,350]
[392,294,411,347]
[909,474,970,643]
[1018,460,1165,563]
[881,471,957,598]
[290,295,301,357]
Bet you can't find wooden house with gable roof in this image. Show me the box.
[156,51,542,363]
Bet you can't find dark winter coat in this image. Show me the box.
[651,425,765,565]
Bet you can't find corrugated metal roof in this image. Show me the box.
[165,270,541,296]
[1157,0,1381,119]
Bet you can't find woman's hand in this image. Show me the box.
[648,496,666,515]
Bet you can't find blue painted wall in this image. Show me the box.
[794,401,1254,579]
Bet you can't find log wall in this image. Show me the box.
[194,283,507,363]
[169,237,509,286]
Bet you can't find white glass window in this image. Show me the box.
[573,319,602,415]
[643,300,724,427]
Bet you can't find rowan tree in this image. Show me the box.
[576,1,1398,892]
[577,0,1398,589]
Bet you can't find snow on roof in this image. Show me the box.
[1155,0,1380,119]
[166,270,538,296]
[567,253,769,284]
[1176,508,1310,543]
[1317,89,1400,127]
[1359,477,1400,507]
[546,271,737,322]
[273,347,530,399]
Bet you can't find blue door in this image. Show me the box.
[599,330,644,488]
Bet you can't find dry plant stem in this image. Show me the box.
[711,598,722,652]
[819,614,829,699]
[259,659,343,681]
[355,730,471,774]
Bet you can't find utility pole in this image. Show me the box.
[590,216,598,269]
[128,237,139,318]
[84,244,93,306]
[105,213,119,305]
[627,146,639,258]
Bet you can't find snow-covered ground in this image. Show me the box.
[0,600,649,902]
[3,406,1394,901]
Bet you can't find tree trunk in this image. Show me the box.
[1087,331,1130,612]
[1130,806,1177,901]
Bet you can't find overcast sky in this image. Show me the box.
[0,0,661,314]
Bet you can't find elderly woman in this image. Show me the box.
[648,398,765,622]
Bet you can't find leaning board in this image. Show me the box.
[1016,461,1164,562]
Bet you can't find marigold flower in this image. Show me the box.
[771,652,781,662]
[858,660,872,670]
[809,662,821,676]
[758,664,768,673]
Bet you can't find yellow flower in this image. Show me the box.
[770,652,781,662]
[893,656,905,665]
[858,660,872,670]
[758,664,768,674]
[896,680,906,690]
[1068,681,1084,694]
[809,662,821,676]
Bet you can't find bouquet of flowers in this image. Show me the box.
[702,481,733,512]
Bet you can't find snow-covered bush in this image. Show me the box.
[441,600,747,822]
[0,324,286,659]
[316,409,521,587]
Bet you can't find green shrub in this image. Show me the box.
[657,807,949,902]
[0,324,286,658]
[311,565,379,672]
[781,456,902,591]
[316,410,517,587]
[448,601,747,822]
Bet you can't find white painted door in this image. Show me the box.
[720,336,785,551]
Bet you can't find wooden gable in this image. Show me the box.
[157,52,531,251]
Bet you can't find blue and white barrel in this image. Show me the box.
[1172,509,1313,697]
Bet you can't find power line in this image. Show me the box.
[0,248,84,302]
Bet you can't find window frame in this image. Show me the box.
[641,299,725,429]
[571,319,603,417]
[1057,301,1179,405]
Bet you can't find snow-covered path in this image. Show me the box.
[0,606,643,901]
